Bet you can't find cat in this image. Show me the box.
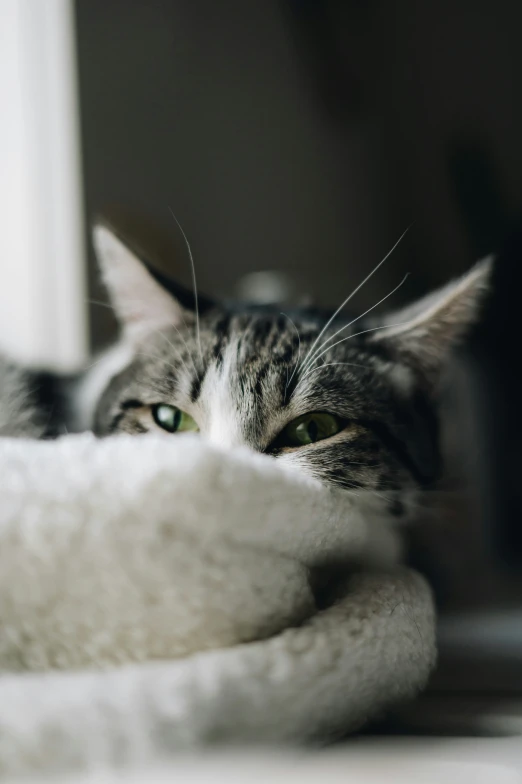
[0,223,491,525]
[0,356,73,439]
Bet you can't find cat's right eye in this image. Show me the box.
[151,404,198,434]
[275,412,343,448]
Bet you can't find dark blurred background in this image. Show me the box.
[74,0,522,700]
[76,0,522,344]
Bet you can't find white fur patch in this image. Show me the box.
[199,340,247,449]
[72,342,134,431]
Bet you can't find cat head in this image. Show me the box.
[83,223,492,520]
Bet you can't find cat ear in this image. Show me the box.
[369,257,493,382]
[92,223,188,339]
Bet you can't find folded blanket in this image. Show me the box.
[0,433,436,777]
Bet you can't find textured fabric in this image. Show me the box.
[0,433,436,777]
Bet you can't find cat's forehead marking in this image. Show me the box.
[198,336,247,448]
[195,325,292,449]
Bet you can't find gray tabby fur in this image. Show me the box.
[0,357,46,438]
[0,225,492,523]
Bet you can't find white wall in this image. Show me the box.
[0,0,88,370]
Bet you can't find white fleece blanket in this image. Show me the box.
[0,433,436,778]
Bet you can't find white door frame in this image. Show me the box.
[0,0,88,371]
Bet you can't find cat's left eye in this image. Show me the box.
[151,404,198,434]
[276,412,342,448]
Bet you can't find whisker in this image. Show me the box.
[155,326,200,382]
[301,274,409,374]
[88,293,202,380]
[336,486,397,506]
[169,207,202,364]
[136,332,200,383]
[82,355,109,371]
[341,460,379,466]
[298,225,411,373]
[85,298,113,311]
[134,352,193,390]
[295,319,414,385]
[298,361,370,386]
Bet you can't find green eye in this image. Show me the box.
[152,404,198,434]
[279,412,342,447]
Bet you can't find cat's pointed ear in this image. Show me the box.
[92,223,189,339]
[369,257,493,382]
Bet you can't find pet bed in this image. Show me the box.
[0,433,435,777]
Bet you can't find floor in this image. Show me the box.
[47,738,522,784]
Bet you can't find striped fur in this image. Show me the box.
[1,225,492,527]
